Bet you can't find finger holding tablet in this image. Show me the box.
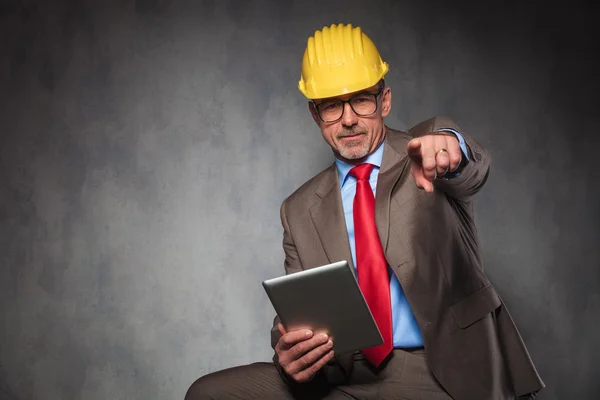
[275,323,335,383]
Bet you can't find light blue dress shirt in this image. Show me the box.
[335,130,468,348]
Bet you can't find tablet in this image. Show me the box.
[262,260,383,354]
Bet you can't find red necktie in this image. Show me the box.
[350,163,393,367]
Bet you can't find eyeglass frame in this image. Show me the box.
[311,85,385,123]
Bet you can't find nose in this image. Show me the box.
[340,102,358,127]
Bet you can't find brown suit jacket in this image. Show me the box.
[270,117,545,399]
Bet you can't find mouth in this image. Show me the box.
[338,133,364,141]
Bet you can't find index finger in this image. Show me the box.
[278,329,313,350]
[407,139,422,159]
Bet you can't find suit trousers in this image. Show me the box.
[185,348,455,400]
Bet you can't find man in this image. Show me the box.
[186,23,544,399]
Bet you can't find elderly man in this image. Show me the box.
[186,23,544,399]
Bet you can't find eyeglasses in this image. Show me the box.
[313,88,383,123]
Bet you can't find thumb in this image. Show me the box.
[411,160,435,193]
[278,323,287,336]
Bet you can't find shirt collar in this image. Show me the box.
[335,140,385,188]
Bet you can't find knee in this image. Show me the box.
[185,373,218,400]
[185,363,284,400]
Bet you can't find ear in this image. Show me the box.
[308,101,321,125]
[381,87,392,118]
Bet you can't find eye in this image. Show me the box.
[353,96,370,103]
[321,102,340,111]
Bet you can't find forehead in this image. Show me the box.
[314,83,381,103]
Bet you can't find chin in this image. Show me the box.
[339,148,370,161]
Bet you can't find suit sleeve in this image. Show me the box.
[270,198,305,384]
[270,198,302,350]
[408,116,491,202]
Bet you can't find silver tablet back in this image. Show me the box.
[262,260,383,354]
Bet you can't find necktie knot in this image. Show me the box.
[350,163,374,181]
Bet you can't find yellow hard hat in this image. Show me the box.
[298,23,389,99]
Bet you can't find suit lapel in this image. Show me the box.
[309,165,355,271]
[375,128,411,254]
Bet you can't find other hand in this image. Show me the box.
[275,323,334,383]
[407,132,462,192]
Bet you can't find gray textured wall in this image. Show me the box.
[1,0,598,399]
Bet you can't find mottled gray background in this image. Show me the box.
[1,0,598,399]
